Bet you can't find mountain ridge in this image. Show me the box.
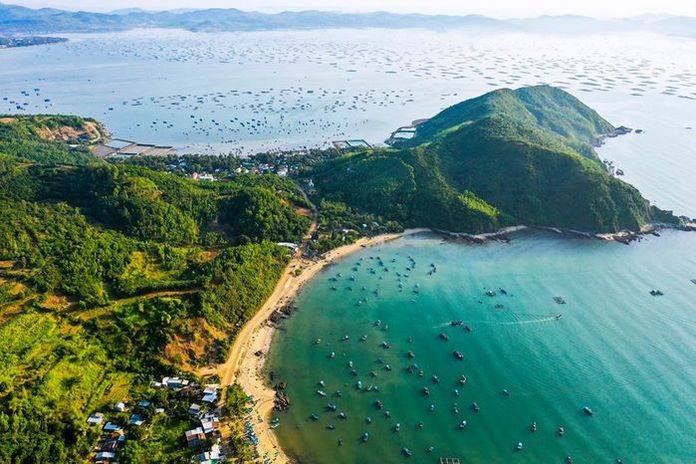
[1,2,695,37]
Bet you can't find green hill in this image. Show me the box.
[0,114,106,165]
[0,116,311,463]
[398,85,614,159]
[308,85,675,233]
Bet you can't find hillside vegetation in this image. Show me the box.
[306,85,675,233]
[0,114,105,165]
[0,118,310,463]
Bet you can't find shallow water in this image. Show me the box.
[268,230,696,463]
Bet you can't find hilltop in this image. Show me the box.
[304,85,677,234]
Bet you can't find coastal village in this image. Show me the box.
[87,377,224,463]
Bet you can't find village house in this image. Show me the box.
[87,412,105,425]
[188,403,202,417]
[200,413,220,435]
[201,385,219,404]
[102,422,123,433]
[195,444,223,463]
[114,402,127,412]
[93,451,117,463]
[129,413,145,426]
[185,427,206,448]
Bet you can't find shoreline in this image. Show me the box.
[216,228,428,463]
[214,222,693,462]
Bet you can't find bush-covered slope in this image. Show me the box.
[0,114,104,165]
[0,116,309,463]
[310,147,507,233]
[435,116,659,231]
[309,86,674,233]
[399,84,614,159]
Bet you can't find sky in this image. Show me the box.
[6,0,696,19]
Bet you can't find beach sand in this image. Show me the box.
[215,229,426,463]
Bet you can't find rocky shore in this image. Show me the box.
[435,221,695,246]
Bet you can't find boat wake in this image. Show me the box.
[436,313,562,328]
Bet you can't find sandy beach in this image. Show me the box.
[215,229,427,463]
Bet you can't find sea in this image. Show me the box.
[1,26,695,463]
[267,229,696,463]
[0,29,695,208]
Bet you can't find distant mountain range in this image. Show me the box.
[0,2,695,37]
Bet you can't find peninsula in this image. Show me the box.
[0,86,687,463]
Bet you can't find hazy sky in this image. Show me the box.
[8,0,696,18]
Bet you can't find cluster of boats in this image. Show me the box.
[292,252,595,460]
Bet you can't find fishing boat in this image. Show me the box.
[583,406,594,416]
[454,351,464,360]
[516,442,524,451]
[458,420,468,429]
[361,432,370,443]
[530,421,537,432]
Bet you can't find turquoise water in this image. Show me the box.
[268,230,696,463]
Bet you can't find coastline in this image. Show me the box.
[216,228,429,463]
[213,221,694,462]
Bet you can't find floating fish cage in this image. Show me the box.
[440,459,461,464]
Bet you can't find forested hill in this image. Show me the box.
[306,85,677,234]
[398,85,614,159]
[0,115,310,462]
